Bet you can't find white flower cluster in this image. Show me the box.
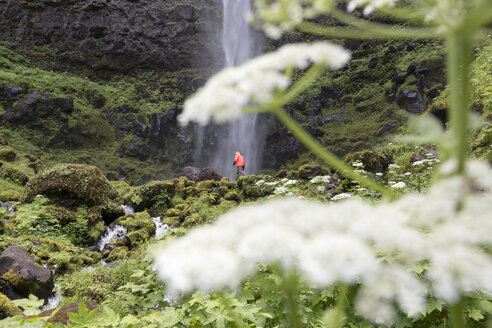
[413,158,440,166]
[274,186,289,194]
[347,0,398,15]
[179,42,350,125]
[391,181,406,189]
[154,160,492,323]
[310,175,331,183]
[251,0,399,38]
[330,192,353,201]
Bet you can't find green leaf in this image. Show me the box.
[12,294,44,315]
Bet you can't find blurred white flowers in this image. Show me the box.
[251,0,399,38]
[179,42,350,125]
[154,160,492,322]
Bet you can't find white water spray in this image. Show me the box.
[194,0,265,180]
[42,286,61,311]
[121,205,135,215]
[97,225,127,251]
[152,217,171,238]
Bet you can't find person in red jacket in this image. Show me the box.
[232,151,246,179]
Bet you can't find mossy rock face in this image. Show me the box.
[182,213,204,227]
[88,221,106,245]
[224,190,241,202]
[0,189,21,202]
[0,148,16,162]
[47,206,77,225]
[196,180,215,193]
[237,176,262,199]
[116,211,156,236]
[162,216,180,227]
[297,163,329,180]
[345,149,393,173]
[166,208,181,217]
[0,292,22,319]
[134,181,176,215]
[0,167,29,185]
[22,164,119,206]
[106,246,129,262]
[125,230,150,246]
[37,238,73,252]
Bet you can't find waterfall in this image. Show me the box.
[152,217,171,238]
[121,205,135,215]
[97,225,127,251]
[194,0,265,180]
[42,286,61,311]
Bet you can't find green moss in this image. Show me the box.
[165,208,181,217]
[134,181,176,216]
[116,211,156,236]
[196,180,215,192]
[0,292,22,319]
[22,163,119,206]
[224,190,241,202]
[106,247,129,263]
[1,270,44,297]
[162,216,180,227]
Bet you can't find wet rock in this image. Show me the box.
[0,246,54,300]
[178,166,222,182]
[397,89,426,113]
[298,163,329,180]
[322,113,343,123]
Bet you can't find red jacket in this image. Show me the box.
[234,152,245,167]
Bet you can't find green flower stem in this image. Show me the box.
[450,300,466,328]
[273,107,398,200]
[283,272,302,328]
[447,30,473,175]
[297,21,440,41]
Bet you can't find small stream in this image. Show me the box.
[152,217,171,238]
[97,225,127,251]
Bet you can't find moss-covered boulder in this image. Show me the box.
[237,176,262,199]
[182,213,204,227]
[166,208,181,217]
[162,216,180,227]
[115,211,155,247]
[0,292,22,319]
[21,164,119,206]
[133,181,175,216]
[196,180,216,193]
[106,246,129,262]
[297,163,329,180]
[0,246,53,300]
[46,206,77,225]
[0,148,16,162]
[0,166,29,185]
[344,149,393,173]
[0,190,21,202]
[224,190,241,202]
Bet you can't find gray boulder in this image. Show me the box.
[0,246,54,300]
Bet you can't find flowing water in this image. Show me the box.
[97,225,128,251]
[152,217,171,238]
[42,286,61,311]
[121,205,135,215]
[194,0,265,180]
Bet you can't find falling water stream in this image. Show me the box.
[194,0,265,180]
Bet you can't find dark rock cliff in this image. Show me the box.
[0,0,223,74]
